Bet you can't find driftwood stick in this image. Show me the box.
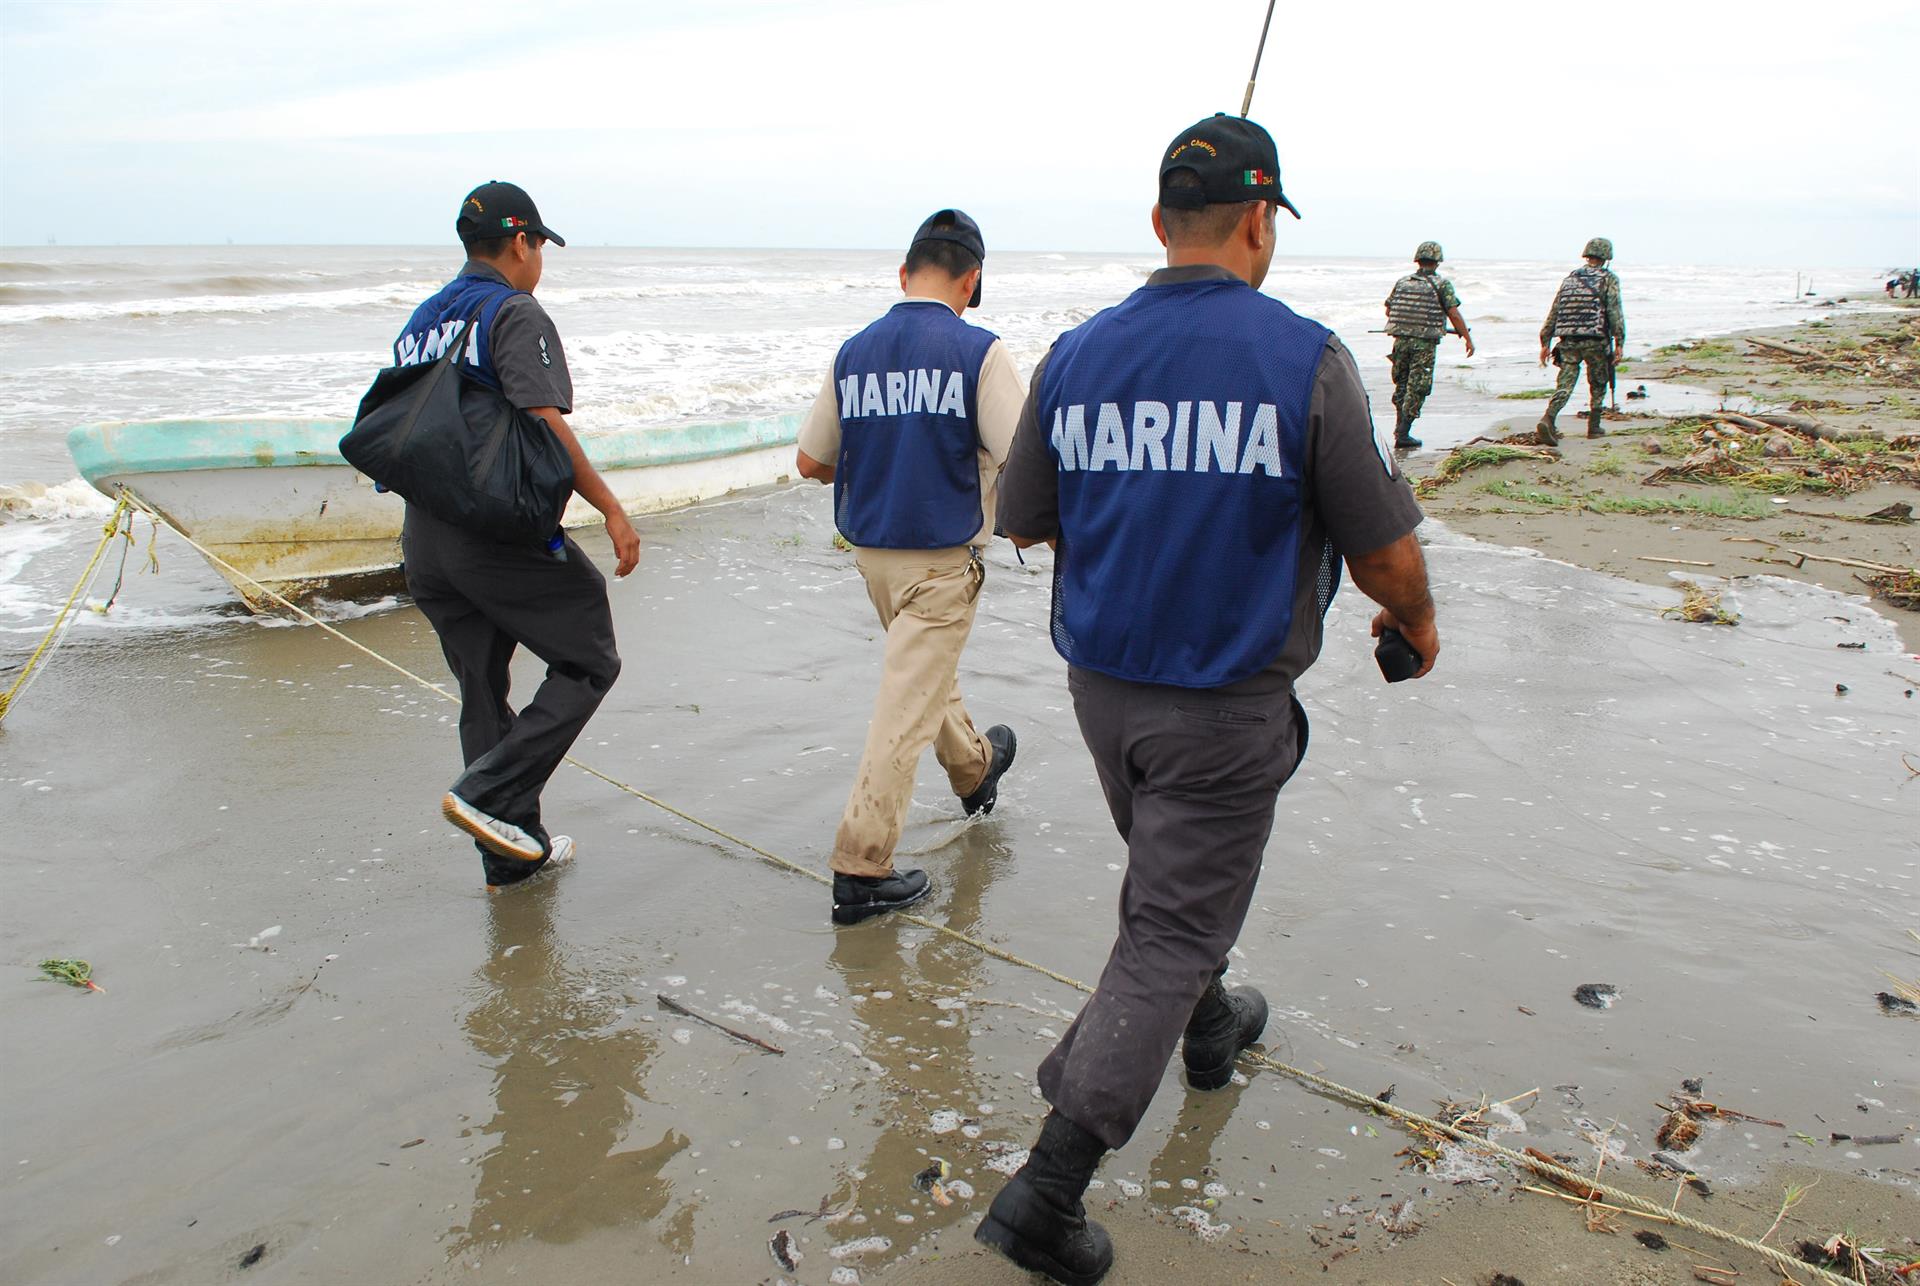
[1639,556,1714,568]
[1724,537,1913,575]
[1522,1146,1600,1199]
[1744,334,1826,360]
[656,993,785,1055]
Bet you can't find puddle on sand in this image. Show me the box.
[2,482,1914,1284]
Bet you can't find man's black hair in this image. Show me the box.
[1160,168,1264,246]
[904,226,980,279]
[464,232,531,261]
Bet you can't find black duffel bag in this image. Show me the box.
[341,306,575,545]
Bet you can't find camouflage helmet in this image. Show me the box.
[1583,236,1614,262]
[1414,240,1444,264]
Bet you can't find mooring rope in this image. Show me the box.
[109,487,1858,1285]
[0,495,133,726]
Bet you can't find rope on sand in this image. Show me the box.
[115,487,1857,1285]
[0,495,133,726]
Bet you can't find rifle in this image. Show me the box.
[1608,346,1620,411]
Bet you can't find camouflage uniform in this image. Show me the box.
[1387,272,1459,424]
[1540,266,1626,437]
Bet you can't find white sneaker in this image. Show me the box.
[488,835,574,893]
[442,792,544,862]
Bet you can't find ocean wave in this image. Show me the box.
[0,280,441,326]
[0,478,115,523]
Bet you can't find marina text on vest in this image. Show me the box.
[837,369,969,420]
[1049,400,1287,475]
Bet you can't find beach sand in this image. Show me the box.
[1416,305,1920,651]
[4,331,1917,1285]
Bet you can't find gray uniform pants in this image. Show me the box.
[1039,666,1306,1151]
[401,506,622,861]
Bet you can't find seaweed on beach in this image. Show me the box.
[1860,570,1920,611]
[1746,318,1920,389]
[1415,444,1558,497]
[1638,413,1920,495]
[36,958,103,992]
[1662,581,1738,626]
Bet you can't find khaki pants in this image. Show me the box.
[830,545,993,878]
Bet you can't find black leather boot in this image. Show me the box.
[1182,978,1269,1091]
[830,868,931,925]
[1392,412,1422,450]
[975,1111,1113,1285]
[1535,413,1560,446]
[960,724,1017,817]
[1587,407,1606,438]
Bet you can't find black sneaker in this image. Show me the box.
[831,868,932,925]
[960,725,1017,817]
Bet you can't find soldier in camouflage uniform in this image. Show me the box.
[1537,237,1626,445]
[1382,241,1474,449]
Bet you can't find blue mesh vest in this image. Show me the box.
[1036,277,1330,688]
[831,301,996,549]
[393,274,524,391]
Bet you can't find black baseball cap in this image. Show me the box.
[456,181,566,247]
[1158,114,1301,220]
[910,208,985,307]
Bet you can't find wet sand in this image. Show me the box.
[1417,306,1920,651]
[3,480,1916,1286]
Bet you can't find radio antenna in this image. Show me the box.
[1240,0,1278,116]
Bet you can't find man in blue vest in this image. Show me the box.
[794,210,1024,925]
[978,116,1439,1285]
[398,181,640,890]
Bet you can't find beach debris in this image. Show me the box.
[1520,1148,1598,1200]
[238,1243,267,1269]
[399,1138,426,1149]
[1865,501,1914,523]
[655,993,784,1054]
[769,1229,801,1272]
[1860,569,1920,611]
[1797,1232,1889,1281]
[1838,641,1867,648]
[1758,1177,1818,1249]
[1415,444,1558,497]
[1572,983,1619,1009]
[1625,385,1650,400]
[769,1183,861,1226]
[1656,1112,1701,1152]
[912,1157,956,1207]
[1837,683,1850,694]
[1832,1133,1904,1146]
[1662,582,1738,626]
[36,958,103,992]
[1487,1271,1527,1285]
[1635,1230,1670,1252]
[1642,435,1665,454]
[1877,991,1919,1016]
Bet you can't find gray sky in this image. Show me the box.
[2,0,1916,264]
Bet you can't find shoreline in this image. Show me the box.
[1411,302,1920,652]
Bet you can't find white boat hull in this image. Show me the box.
[69,417,800,611]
